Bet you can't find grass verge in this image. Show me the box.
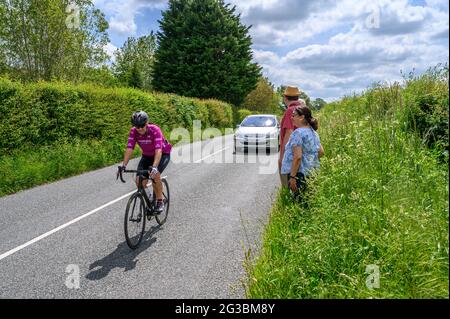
[245,70,449,298]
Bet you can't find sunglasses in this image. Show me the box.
[293,109,303,116]
[135,124,146,129]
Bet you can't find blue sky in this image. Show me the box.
[95,0,449,101]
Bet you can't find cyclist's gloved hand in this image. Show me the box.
[149,166,158,178]
[116,165,126,179]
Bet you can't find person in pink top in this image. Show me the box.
[119,111,172,214]
[278,86,306,188]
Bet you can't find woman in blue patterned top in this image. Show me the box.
[281,105,324,199]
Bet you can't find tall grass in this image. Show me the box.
[245,66,449,298]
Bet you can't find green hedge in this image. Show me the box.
[0,78,234,155]
[401,65,449,153]
[237,108,255,123]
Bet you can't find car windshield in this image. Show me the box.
[241,116,276,127]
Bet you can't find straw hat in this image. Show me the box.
[283,86,301,97]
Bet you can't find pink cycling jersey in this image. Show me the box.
[127,124,172,157]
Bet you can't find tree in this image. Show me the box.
[82,65,119,87]
[0,44,8,75]
[113,32,157,91]
[153,0,261,106]
[128,61,143,89]
[242,77,278,114]
[312,98,327,110]
[0,0,109,82]
[276,85,286,97]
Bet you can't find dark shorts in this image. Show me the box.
[285,172,307,193]
[137,153,171,179]
[285,172,310,206]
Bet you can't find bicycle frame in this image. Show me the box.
[117,168,168,211]
[118,167,170,249]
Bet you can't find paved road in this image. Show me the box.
[0,135,280,298]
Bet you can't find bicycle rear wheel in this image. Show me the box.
[155,178,170,225]
[124,192,146,249]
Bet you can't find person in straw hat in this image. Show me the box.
[278,85,306,188]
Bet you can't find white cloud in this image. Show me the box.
[93,0,448,101]
[242,0,449,100]
[94,0,166,36]
[238,0,447,47]
[425,0,449,10]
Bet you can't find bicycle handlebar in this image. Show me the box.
[116,167,151,183]
[124,169,150,174]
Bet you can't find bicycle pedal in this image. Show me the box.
[146,208,154,216]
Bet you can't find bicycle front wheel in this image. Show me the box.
[124,192,146,249]
[155,178,170,226]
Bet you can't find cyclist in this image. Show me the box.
[118,111,172,214]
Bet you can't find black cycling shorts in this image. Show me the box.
[137,153,170,179]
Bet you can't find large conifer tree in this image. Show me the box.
[153,0,261,106]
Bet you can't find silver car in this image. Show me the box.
[233,114,280,153]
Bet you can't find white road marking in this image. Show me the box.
[0,146,229,261]
[194,147,229,163]
[0,190,135,261]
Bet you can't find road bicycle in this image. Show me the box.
[117,168,170,249]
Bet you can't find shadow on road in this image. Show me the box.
[233,148,279,156]
[86,225,161,281]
